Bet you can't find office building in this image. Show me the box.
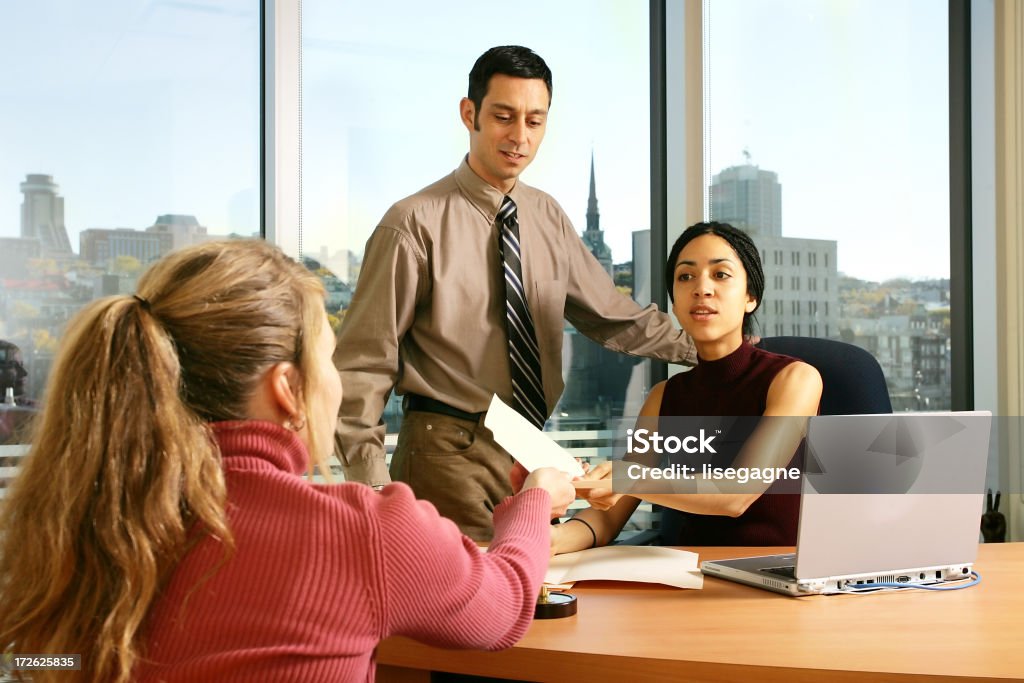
[79,227,174,268]
[145,214,209,251]
[0,237,42,279]
[710,162,839,339]
[756,236,839,338]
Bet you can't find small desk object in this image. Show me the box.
[378,543,1024,682]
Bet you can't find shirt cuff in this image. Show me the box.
[683,334,699,365]
[341,456,392,488]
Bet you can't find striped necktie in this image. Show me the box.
[497,195,547,429]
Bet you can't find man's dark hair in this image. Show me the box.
[467,46,552,129]
[665,221,765,336]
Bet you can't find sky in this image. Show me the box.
[0,0,949,283]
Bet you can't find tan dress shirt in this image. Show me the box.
[334,158,696,485]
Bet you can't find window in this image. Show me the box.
[0,1,260,443]
[300,1,651,451]
[705,0,949,410]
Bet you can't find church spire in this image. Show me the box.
[586,151,599,232]
[581,151,612,276]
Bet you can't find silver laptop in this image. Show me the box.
[700,411,991,596]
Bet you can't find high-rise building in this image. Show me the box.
[19,174,72,256]
[710,162,838,339]
[710,163,782,238]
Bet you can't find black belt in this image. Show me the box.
[403,394,483,422]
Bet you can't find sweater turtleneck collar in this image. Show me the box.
[693,341,757,384]
[212,420,310,475]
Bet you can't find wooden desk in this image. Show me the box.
[378,543,1024,683]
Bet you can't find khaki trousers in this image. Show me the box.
[390,410,513,541]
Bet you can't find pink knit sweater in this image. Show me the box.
[137,421,551,682]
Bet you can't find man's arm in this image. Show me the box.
[334,225,425,485]
[563,225,696,365]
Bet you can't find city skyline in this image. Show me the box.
[3,158,953,289]
[1,0,950,283]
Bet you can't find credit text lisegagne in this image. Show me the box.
[624,428,801,485]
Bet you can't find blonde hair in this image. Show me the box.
[0,240,326,683]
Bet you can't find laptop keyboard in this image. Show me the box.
[763,565,796,579]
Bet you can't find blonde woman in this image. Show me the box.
[0,240,574,682]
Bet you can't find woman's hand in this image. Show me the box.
[573,461,623,511]
[520,467,576,519]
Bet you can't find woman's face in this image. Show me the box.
[671,233,757,351]
[302,310,343,462]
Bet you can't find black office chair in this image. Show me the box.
[620,337,892,546]
[754,336,892,415]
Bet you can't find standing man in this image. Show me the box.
[334,45,695,540]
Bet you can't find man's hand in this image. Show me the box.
[510,462,530,494]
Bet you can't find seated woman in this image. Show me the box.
[553,221,822,554]
[0,240,575,683]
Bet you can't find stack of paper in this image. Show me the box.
[545,545,703,590]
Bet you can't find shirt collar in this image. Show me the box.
[454,155,529,222]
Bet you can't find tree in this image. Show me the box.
[112,255,143,276]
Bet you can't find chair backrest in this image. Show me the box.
[624,337,893,547]
[756,336,893,415]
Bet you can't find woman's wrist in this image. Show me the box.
[565,516,597,549]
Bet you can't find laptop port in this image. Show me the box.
[897,576,910,583]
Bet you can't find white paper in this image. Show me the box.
[544,545,703,589]
[484,394,585,477]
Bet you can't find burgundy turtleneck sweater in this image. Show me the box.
[658,342,802,546]
[137,420,551,683]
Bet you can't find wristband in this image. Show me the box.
[565,516,597,549]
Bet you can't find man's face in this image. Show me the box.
[461,74,549,194]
